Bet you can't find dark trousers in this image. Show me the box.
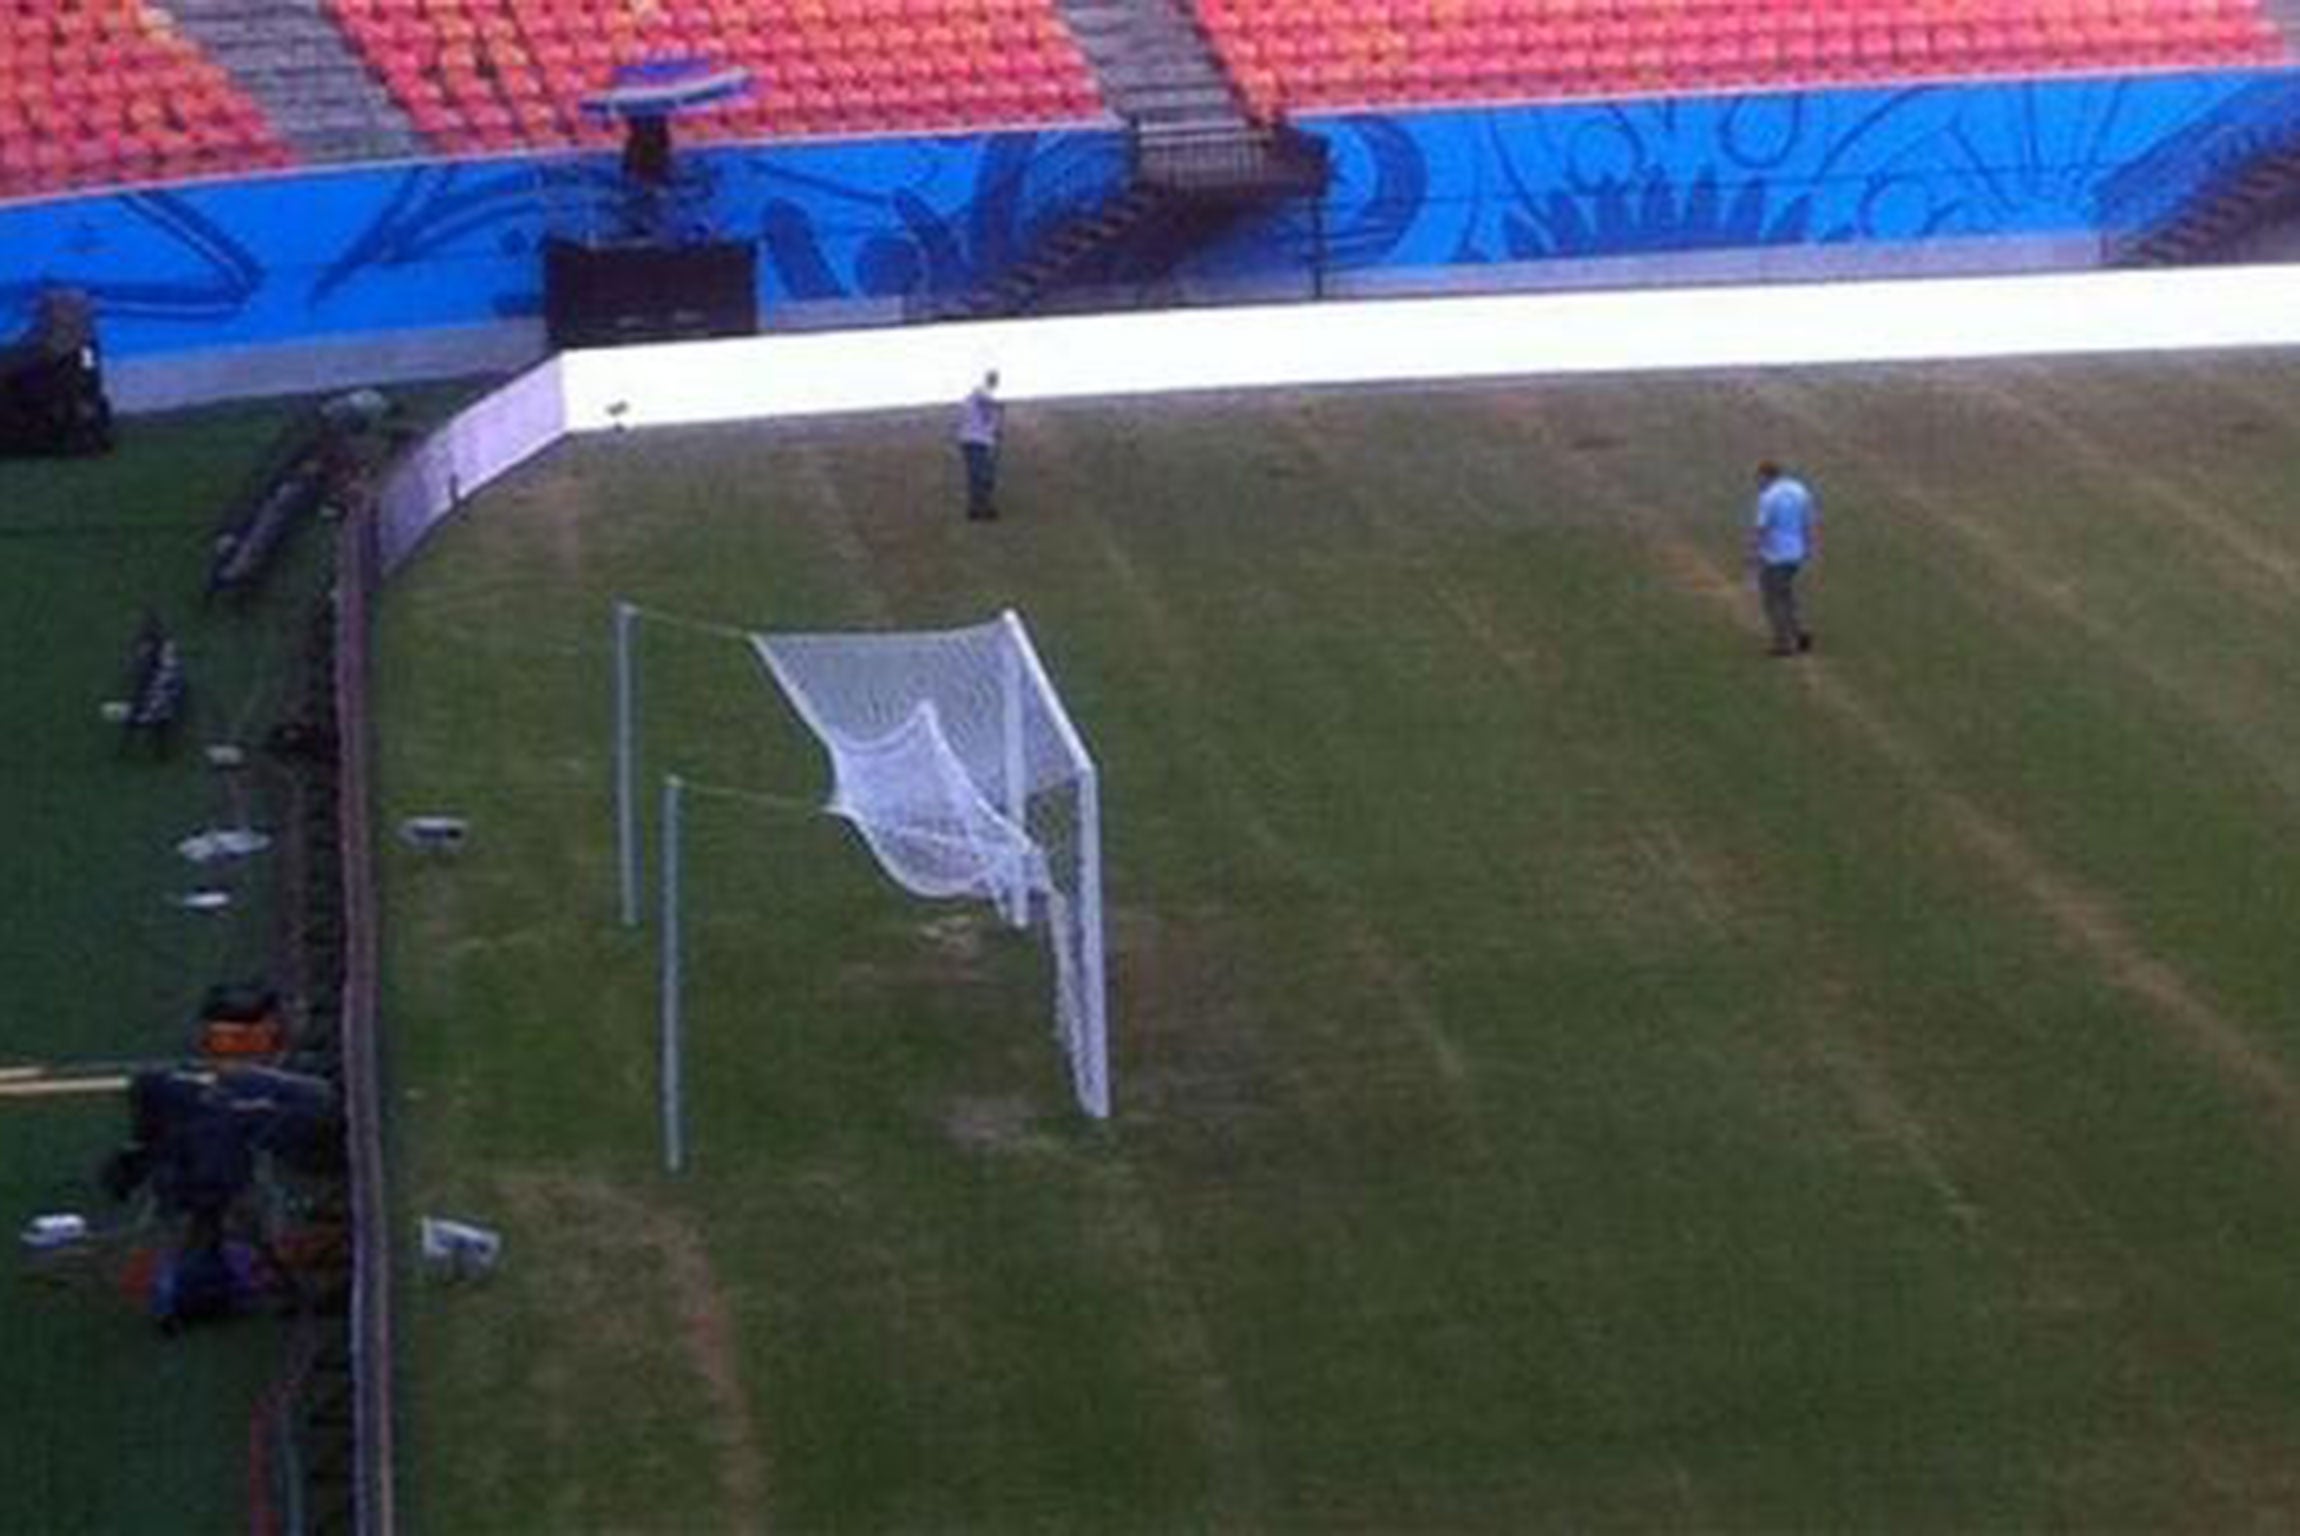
[962,441,998,520]
[1759,560,1808,653]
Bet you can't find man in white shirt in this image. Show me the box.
[955,369,1004,521]
[1748,460,1817,657]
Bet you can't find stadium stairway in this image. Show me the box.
[166,0,422,163]
[2114,140,2300,263]
[2101,68,2300,266]
[943,123,1325,314]
[948,182,1177,314]
[940,0,1324,315]
[2209,0,2300,261]
[1059,0,1317,183]
[1062,0,1241,142]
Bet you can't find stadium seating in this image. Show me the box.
[0,0,2287,197]
[323,0,1109,155]
[0,0,294,200]
[1191,0,2291,118]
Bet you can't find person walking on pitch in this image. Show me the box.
[955,369,1004,521]
[1748,459,1817,657]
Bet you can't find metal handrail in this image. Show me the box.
[2095,75,2300,257]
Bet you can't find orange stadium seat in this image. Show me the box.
[320,0,1109,150]
[20,0,2273,190]
[1188,0,2289,114]
[0,0,295,196]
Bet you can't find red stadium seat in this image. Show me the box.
[315,0,1108,145]
[1191,0,2291,109]
[0,0,295,192]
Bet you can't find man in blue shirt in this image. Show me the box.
[1748,460,1817,657]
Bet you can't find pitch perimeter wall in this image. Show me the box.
[2,66,2293,401]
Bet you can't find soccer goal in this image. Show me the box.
[752,611,1109,1121]
[618,604,1110,1130]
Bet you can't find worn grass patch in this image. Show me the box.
[383,355,2300,1532]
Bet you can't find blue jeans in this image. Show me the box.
[962,441,998,519]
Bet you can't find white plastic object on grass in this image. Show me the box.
[399,816,470,851]
[20,1214,88,1251]
[177,828,272,864]
[419,1216,502,1280]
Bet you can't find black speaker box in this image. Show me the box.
[543,236,758,350]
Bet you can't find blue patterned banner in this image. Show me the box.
[0,69,2279,358]
[0,131,1125,357]
[1189,70,2280,277]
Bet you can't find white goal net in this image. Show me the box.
[751,610,1109,1119]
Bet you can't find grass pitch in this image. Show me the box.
[0,401,332,1532]
[380,352,2300,1532]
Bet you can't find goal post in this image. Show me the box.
[749,609,1110,1120]
[998,612,1107,1113]
[619,600,1112,1131]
